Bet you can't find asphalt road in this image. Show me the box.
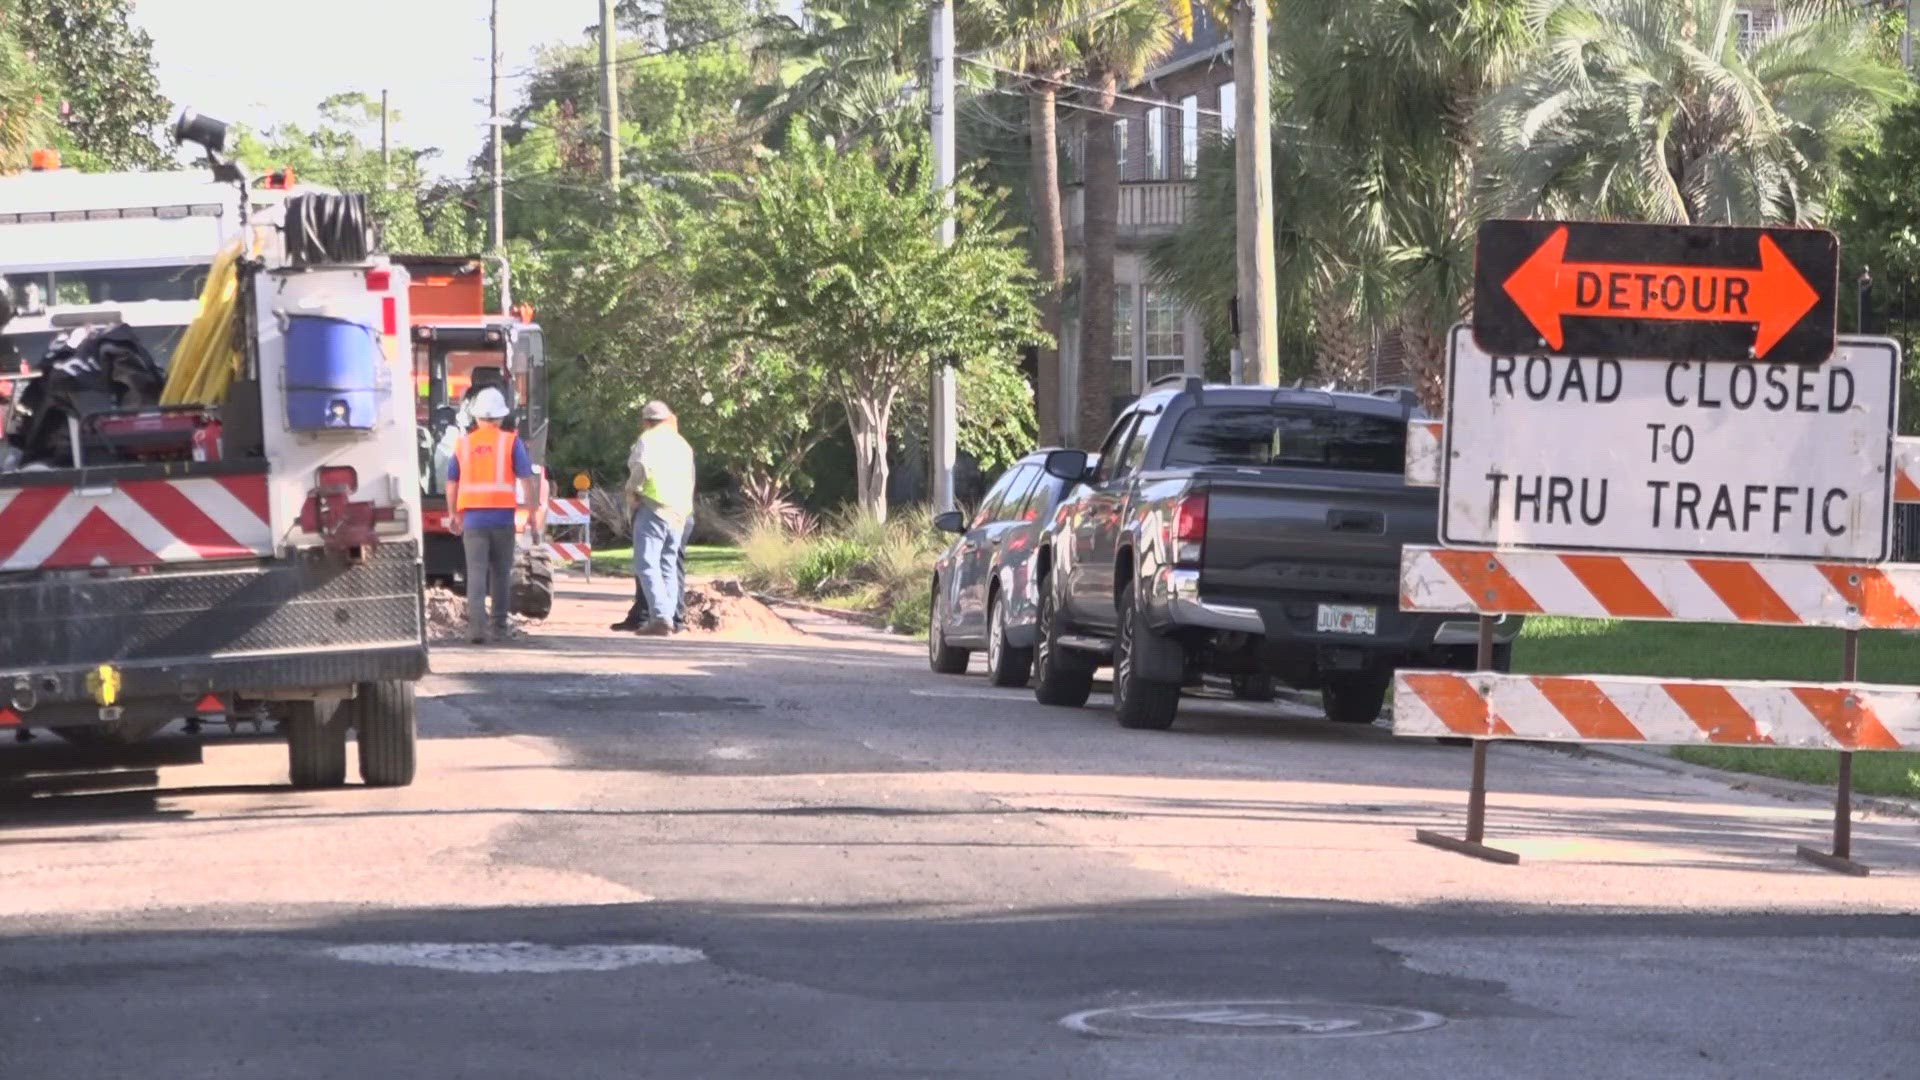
[1,581,1916,1079]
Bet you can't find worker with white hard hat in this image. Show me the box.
[444,386,538,644]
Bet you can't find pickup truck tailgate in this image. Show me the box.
[1198,467,1435,600]
[1180,465,1445,650]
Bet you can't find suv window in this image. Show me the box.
[1117,409,1160,477]
[997,465,1044,524]
[1010,469,1062,524]
[1093,414,1138,483]
[1164,406,1406,473]
[973,464,1035,528]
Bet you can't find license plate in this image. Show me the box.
[1317,603,1377,636]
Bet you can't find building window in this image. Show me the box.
[1143,287,1184,383]
[1114,118,1130,175]
[1218,82,1236,136]
[1146,106,1166,180]
[1113,285,1138,395]
[1180,95,1200,177]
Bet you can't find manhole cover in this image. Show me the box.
[323,942,706,974]
[1060,1001,1445,1040]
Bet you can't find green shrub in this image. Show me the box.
[792,536,868,596]
[740,504,948,630]
[739,519,803,593]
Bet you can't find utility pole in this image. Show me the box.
[599,0,621,187]
[489,0,511,310]
[928,0,958,514]
[1232,0,1278,384]
[489,0,505,253]
[380,89,390,185]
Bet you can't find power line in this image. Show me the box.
[963,57,1224,118]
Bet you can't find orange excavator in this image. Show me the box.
[396,255,554,618]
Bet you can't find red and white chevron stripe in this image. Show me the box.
[1394,670,1920,751]
[544,542,591,564]
[1402,544,1920,630]
[546,498,591,525]
[0,475,272,572]
[1403,420,1920,504]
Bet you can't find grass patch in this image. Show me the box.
[588,544,745,579]
[1515,616,1920,799]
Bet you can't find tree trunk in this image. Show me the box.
[1233,0,1279,384]
[1076,69,1121,450]
[1028,84,1066,446]
[847,391,893,523]
[1312,286,1370,390]
[1399,307,1447,415]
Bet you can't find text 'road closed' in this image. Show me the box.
[1440,330,1899,562]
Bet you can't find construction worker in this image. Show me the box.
[444,387,540,644]
[619,400,696,636]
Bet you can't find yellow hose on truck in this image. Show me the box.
[160,242,244,406]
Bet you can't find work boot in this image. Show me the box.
[637,618,674,637]
[610,619,642,632]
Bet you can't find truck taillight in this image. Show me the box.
[1174,492,1207,566]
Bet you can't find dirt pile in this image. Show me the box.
[680,579,805,639]
[425,587,534,642]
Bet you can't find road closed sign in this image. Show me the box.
[1439,327,1900,562]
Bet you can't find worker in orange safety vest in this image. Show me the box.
[445,387,541,643]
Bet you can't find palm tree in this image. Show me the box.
[742,0,930,156]
[1074,0,1176,447]
[972,0,1093,447]
[1478,0,1906,227]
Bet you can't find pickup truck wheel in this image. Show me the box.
[1322,675,1390,726]
[985,591,1034,687]
[352,681,417,788]
[1032,583,1094,708]
[927,581,970,675]
[285,702,348,789]
[1113,586,1180,731]
[1230,674,1276,702]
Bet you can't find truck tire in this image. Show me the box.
[286,703,348,789]
[1113,585,1180,730]
[984,590,1034,687]
[1032,582,1094,708]
[51,716,174,747]
[1322,675,1390,726]
[927,580,970,674]
[511,545,555,621]
[351,680,417,788]
[1230,674,1277,702]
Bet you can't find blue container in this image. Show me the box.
[284,313,382,431]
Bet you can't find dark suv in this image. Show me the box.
[1030,377,1518,730]
[927,448,1084,685]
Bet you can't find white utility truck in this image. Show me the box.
[0,113,427,787]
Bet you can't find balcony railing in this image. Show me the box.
[1065,181,1194,247]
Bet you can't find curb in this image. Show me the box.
[752,593,891,630]
[1542,742,1920,823]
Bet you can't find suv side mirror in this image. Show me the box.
[1043,448,1090,482]
[933,510,967,534]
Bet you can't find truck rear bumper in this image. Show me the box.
[1148,566,1523,649]
[0,542,427,707]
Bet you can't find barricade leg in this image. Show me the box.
[1414,615,1520,865]
[1796,629,1870,876]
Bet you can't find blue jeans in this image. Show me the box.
[633,506,686,628]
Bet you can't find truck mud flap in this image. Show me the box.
[0,542,428,702]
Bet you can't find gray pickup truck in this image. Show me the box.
[1030,376,1518,730]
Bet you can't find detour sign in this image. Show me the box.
[1473,219,1838,366]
